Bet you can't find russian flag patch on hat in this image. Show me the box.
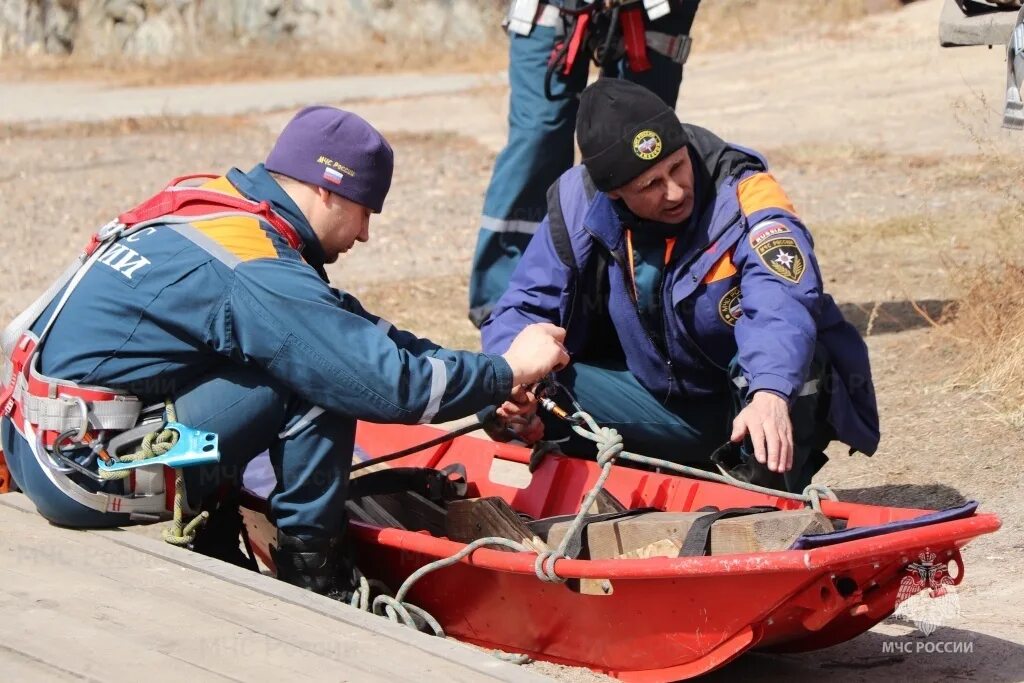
[323,167,344,185]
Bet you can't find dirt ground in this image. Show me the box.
[1,0,1023,680]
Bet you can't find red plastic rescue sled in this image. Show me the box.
[240,422,1001,682]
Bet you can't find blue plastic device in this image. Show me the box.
[98,422,220,473]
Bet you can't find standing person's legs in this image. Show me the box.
[469,23,589,327]
[606,0,697,106]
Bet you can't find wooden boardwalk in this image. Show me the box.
[0,494,545,683]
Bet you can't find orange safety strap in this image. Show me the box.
[0,449,10,493]
[564,13,592,75]
[620,7,652,73]
[625,230,677,301]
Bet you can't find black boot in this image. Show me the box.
[328,532,366,604]
[271,532,338,594]
[190,502,259,571]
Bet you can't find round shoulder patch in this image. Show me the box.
[632,130,663,161]
[719,285,743,326]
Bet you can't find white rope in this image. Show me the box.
[343,408,838,659]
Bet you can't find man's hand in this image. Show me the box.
[730,391,793,474]
[501,323,570,386]
[494,384,544,443]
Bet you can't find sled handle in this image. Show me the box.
[491,441,533,466]
[947,549,965,586]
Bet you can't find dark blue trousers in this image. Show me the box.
[2,366,354,539]
[541,358,833,493]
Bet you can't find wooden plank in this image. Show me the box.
[526,514,575,546]
[0,496,545,683]
[543,512,709,560]
[710,510,835,555]
[369,491,448,535]
[445,497,548,553]
[584,512,710,560]
[345,498,382,526]
[358,496,407,529]
[587,489,628,514]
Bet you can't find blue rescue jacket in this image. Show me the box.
[7,165,512,433]
[482,126,879,455]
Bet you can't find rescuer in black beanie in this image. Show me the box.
[576,78,690,193]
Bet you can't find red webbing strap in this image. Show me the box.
[564,13,592,75]
[620,7,652,73]
[0,334,35,419]
[1,335,27,492]
[115,176,304,252]
[0,449,10,493]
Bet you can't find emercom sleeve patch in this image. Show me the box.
[749,220,805,284]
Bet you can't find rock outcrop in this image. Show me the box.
[1,0,504,59]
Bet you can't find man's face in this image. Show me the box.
[608,146,696,225]
[314,190,371,263]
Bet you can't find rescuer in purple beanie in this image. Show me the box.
[0,101,571,600]
[258,105,398,264]
[266,105,394,214]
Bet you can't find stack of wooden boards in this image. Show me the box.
[346,482,834,558]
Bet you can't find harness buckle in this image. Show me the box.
[645,31,692,65]
[85,220,125,256]
[97,219,125,241]
[66,395,90,442]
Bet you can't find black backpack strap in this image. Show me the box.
[679,505,779,557]
[581,167,599,202]
[546,177,577,271]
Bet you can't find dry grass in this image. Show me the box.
[355,275,481,353]
[0,114,255,141]
[763,143,992,181]
[694,0,910,51]
[945,186,1024,425]
[0,40,508,87]
[763,143,892,170]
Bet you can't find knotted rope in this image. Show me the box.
[97,400,208,545]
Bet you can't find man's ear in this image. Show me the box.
[317,186,333,206]
[606,189,621,200]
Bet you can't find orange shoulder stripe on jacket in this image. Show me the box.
[199,175,245,199]
[703,249,737,284]
[190,176,278,261]
[737,172,797,217]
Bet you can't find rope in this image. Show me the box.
[342,403,838,659]
[98,400,208,545]
[345,536,539,664]
[568,409,837,512]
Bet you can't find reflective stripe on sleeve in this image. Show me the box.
[419,357,448,423]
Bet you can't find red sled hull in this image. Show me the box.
[240,422,1001,682]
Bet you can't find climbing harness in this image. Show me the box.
[542,0,695,101]
[87,400,216,544]
[0,174,303,533]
